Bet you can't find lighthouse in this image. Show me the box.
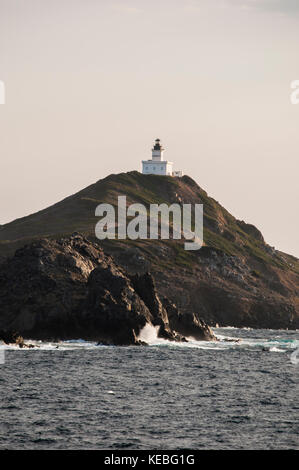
[141,139,183,176]
[151,138,165,161]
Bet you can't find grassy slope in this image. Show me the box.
[0,171,298,275]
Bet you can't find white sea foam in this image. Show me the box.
[138,323,162,344]
[269,347,285,353]
[0,339,98,351]
[138,323,233,350]
[0,328,298,354]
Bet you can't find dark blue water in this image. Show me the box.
[0,327,298,449]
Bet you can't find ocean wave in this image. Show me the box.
[1,326,298,354]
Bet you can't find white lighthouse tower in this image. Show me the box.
[142,139,174,176]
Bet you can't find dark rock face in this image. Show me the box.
[0,233,102,341]
[107,243,299,331]
[83,263,153,345]
[130,272,188,342]
[162,298,215,341]
[0,330,35,348]
[130,273,168,327]
[0,234,215,345]
[0,330,20,345]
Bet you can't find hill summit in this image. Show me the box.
[0,171,298,329]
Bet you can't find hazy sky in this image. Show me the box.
[0,0,298,256]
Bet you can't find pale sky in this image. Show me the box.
[0,0,298,256]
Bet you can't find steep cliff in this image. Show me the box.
[0,233,215,344]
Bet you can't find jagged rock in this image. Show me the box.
[265,245,276,255]
[130,272,168,327]
[0,234,104,340]
[237,220,265,243]
[83,262,153,345]
[0,330,36,348]
[162,298,216,341]
[130,272,192,341]
[0,234,214,345]
[0,330,20,345]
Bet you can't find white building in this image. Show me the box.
[142,139,183,177]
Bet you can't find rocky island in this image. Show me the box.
[0,171,298,344]
[0,233,215,345]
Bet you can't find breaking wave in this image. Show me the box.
[0,326,298,356]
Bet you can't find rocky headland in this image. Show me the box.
[0,233,215,345]
[0,172,298,334]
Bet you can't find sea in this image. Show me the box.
[0,325,298,450]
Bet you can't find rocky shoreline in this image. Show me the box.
[0,233,215,346]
